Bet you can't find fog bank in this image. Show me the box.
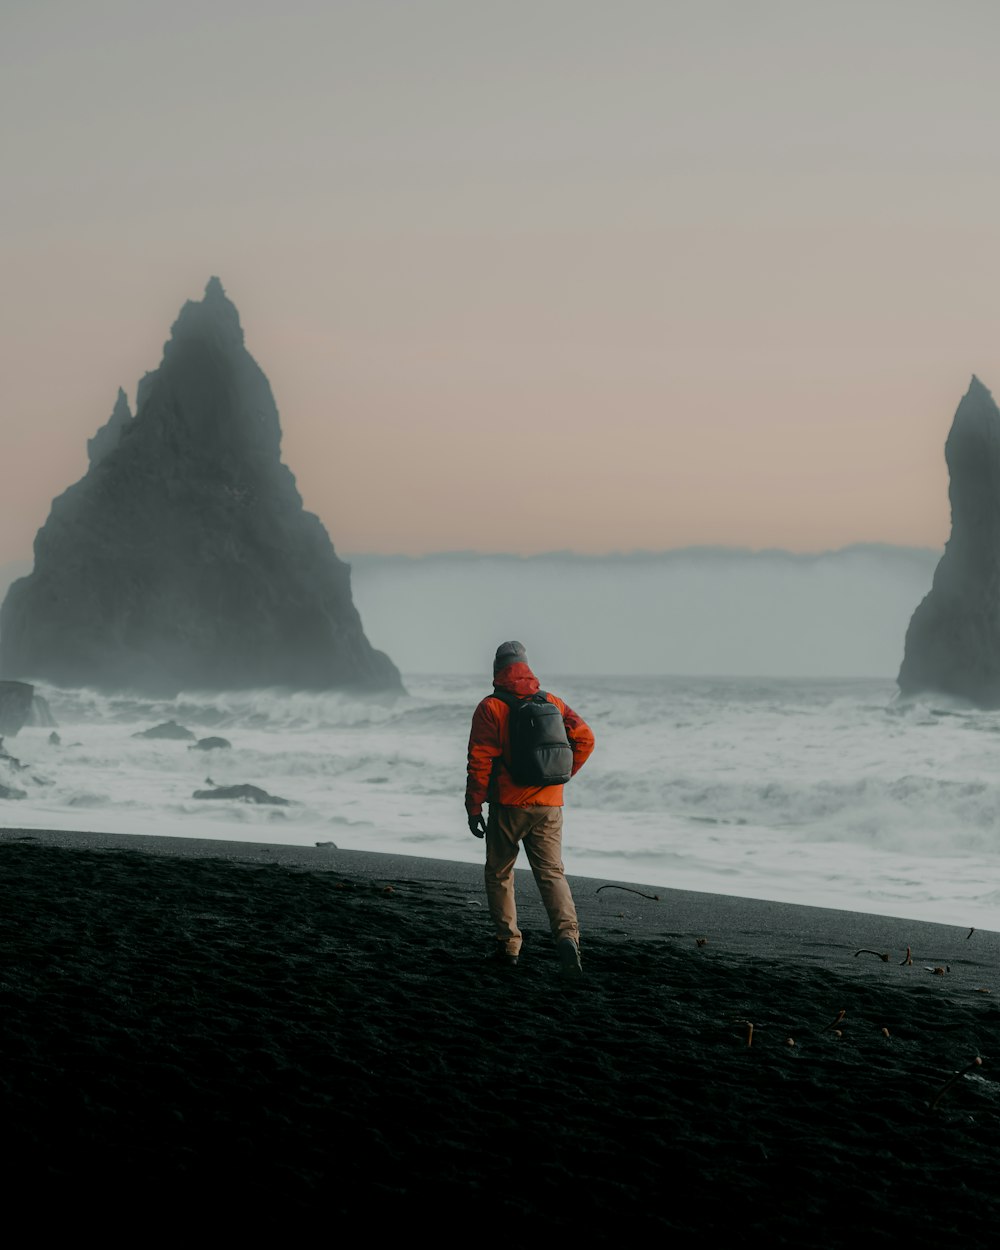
[347,546,938,678]
[1,547,939,681]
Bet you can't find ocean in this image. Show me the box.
[2,675,997,928]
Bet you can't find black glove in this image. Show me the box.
[468,813,487,838]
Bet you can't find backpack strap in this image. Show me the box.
[488,689,517,769]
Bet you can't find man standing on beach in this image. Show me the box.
[466,641,595,977]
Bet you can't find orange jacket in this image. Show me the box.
[465,662,595,817]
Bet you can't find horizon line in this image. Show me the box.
[341,541,942,562]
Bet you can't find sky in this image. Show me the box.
[3,0,1000,564]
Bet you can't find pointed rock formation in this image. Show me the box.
[0,279,402,696]
[899,376,1000,706]
[87,387,133,466]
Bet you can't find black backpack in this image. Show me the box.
[491,689,574,786]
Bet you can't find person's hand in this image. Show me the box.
[468,813,487,838]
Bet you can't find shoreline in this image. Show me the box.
[2,812,994,928]
[3,824,996,960]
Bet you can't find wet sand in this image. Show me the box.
[1,827,997,1242]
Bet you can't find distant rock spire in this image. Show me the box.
[0,280,403,697]
[898,375,1000,705]
[168,274,245,351]
[86,387,133,467]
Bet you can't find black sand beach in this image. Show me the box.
[2,828,997,1243]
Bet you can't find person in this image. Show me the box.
[465,641,595,977]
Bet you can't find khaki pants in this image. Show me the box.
[485,805,579,956]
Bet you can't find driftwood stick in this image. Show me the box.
[930,1057,983,1111]
[595,885,660,901]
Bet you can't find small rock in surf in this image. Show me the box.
[193,783,290,805]
[133,721,196,741]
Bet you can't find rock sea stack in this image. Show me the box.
[0,279,402,697]
[898,376,1000,706]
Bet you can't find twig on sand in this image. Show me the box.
[854,949,890,962]
[900,946,913,966]
[595,885,660,901]
[930,1057,983,1111]
[825,1009,847,1032]
[967,927,976,940]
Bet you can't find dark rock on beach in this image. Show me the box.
[0,680,34,735]
[132,721,196,741]
[0,278,402,698]
[192,783,289,805]
[900,376,1000,705]
[189,736,232,751]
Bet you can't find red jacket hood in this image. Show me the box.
[493,661,540,698]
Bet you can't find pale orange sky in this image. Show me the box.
[3,1,999,563]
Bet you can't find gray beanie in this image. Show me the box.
[493,640,527,674]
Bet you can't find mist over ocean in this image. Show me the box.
[1,544,938,681]
[346,545,939,677]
